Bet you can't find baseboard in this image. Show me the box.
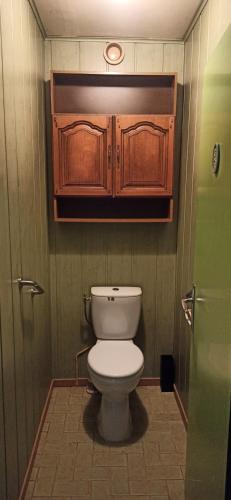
[138,377,160,386]
[53,377,160,387]
[53,377,89,387]
[173,383,188,430]
[18,379,54,500]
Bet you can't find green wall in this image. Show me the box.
[45,39,184,378]
[174,0,231,413]
[0,0,51,497]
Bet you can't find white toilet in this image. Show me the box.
[87,286,144,442]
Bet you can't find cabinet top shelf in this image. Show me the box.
[51,71,177,116]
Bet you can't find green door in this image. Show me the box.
[185,25,231,500]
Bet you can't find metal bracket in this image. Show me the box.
[13,277,45,295]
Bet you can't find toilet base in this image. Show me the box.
[98,393,132,442]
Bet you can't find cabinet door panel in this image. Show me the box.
[53,115,112,195]
[115,115,174,196]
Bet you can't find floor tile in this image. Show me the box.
[75,443,93,469]
[53,479,90,496]
[37,466,56,479]
[25,480,35,499]
[130,479,168,496]
[26,386,186,500]
[93,452,127,467]
[167,479,185,500]
[127,454,147,480]
[92,480,110,500]
[160,452,185,466]
[33,476,54,496]
[110,467,129,494]
[74,466,110,481]
[146,465,182,480]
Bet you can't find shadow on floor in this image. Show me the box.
[83,390,149,446]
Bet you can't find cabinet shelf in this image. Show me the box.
[54,197,173,223]
[51,71,176,115]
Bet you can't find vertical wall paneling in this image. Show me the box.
[0,0,51,497]
[131,225,158,376]
[174,0,231,413]
[0,6,18,495]
[51,40,80,70]
[155,44,184,369]
[47,39,184,378]
[79,41,107,71]
[135,43,163,72]
[45,40,58,377]
[0,0,21,496]
[182,22,201,407]
[174,35,193,402]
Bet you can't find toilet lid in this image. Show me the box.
[88,341,144,378]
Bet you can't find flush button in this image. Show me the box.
[112,287,119,291]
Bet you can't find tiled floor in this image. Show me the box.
[25,385,186,499]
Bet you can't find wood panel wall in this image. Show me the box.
[174,0,231,413]
[0,1,51,498]
[45,39,184,378]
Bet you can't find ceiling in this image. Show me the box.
[33,0,204,40]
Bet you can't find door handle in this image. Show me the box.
[181,287,195,327]
[13,277,45,295]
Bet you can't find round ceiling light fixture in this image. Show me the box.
[104,42,124,65]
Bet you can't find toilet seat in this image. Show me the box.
[88,340,144,378]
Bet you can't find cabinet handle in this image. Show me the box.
[117,145,120,167]
[108,144,111,166]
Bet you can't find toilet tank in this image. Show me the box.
[91,286,142,340]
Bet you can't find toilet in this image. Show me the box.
[87,286,144,442]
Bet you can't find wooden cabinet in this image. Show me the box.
[51,72,177,222]
[53,115,112,196]
[115,115,174,197]
[53,113,174,199]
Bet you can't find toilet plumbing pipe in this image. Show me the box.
[83,294,92,325]
[75,345,93,386]
[74,295,93,386]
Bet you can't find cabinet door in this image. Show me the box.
[53,115,112,196]
[115,115,174,196]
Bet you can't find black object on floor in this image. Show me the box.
[160,354,175,392]
[225,398,231,500]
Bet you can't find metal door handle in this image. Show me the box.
[13,277,45,295]
[181,287,195,327]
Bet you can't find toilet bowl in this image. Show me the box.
[88,339,144,441]
[87,286,144,442]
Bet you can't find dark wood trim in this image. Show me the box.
[51,69,178,78]
[50,70,54,114]
[53,377,160,387]
[53,378,89,387]
[54,217,173,223]
[173,384,188,430]
[138,377,160,386]
[18,379,54,500]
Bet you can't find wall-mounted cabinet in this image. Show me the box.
[51,71,177,222]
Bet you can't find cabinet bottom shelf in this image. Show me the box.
[54,197,173,223]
